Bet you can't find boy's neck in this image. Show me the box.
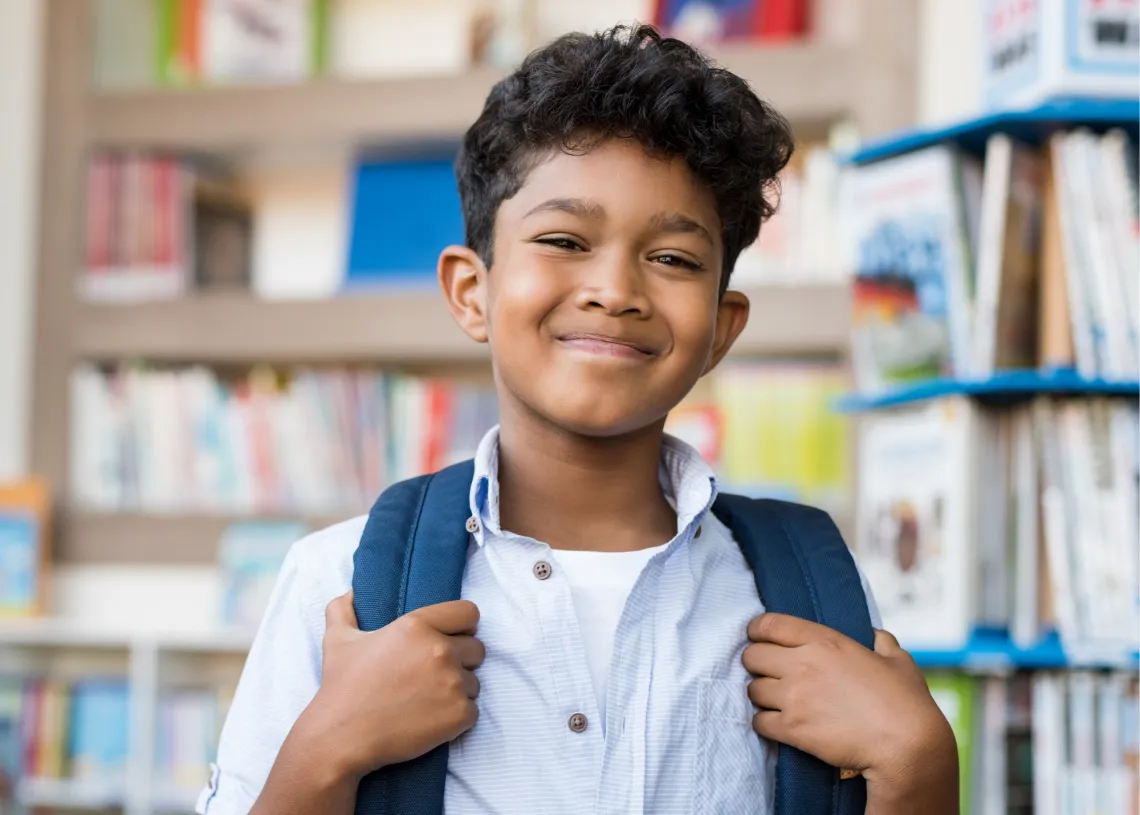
[495,409,678,552]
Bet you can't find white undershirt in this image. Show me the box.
[551,542,670,733]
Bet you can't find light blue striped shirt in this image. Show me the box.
[199,427,880,815]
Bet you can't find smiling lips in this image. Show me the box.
[557,332,656,359]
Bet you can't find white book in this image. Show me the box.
[1098,131,1140,377]
[1056,402,1109,650]
[1097,673,1133,815]
[1069,130,1135,380]
[855,397,976,650]
[979,677,1008,814]
[1050,133,1100,379]
[203,0,317,83]
[1033,674,1066,815]
[974,409,1010,627]
[973,135,1045,376]
[1010,406,1041,649]
[1068,672,1099,815]
[69,365,122,511]
[1032,400,1081,648]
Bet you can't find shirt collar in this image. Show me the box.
[468,425,719,547]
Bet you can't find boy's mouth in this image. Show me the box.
[556,332,657,359]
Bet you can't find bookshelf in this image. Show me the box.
[31,0,920,567]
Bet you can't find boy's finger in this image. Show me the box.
[873,628,902,655]
[452,635,486,669]
[752,709,789,743]
[410,599,481,636]
[747,676,785,711]
[324,591,359,631]
[461,668,481,699]
[741,641,790,678]
[747,612,822,647]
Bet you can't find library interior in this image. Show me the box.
[0,1,1137,814]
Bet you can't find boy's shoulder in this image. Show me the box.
[279,515,368,619]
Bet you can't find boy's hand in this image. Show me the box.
[742,613,958,811]
[300,592,485,781]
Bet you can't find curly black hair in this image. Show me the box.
[456,24,794,290]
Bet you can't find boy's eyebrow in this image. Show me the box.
[649,211,714,246]
[524,197,606,220]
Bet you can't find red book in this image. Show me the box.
[756,0,809,40]
[424,381,454,474]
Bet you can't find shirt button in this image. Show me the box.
[532,561,552,580]
[568,712,588,733]
[465,516,480,534]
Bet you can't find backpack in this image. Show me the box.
[351,459,874,815]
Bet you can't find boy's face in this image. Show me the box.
[440,138,749,438]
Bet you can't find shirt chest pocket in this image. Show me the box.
[693,678,773,815]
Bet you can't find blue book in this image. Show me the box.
[218,521,308,629]
[344,155,465,289]
[0,513,40,616]
[0,680,23,790]
[69,681,130,780]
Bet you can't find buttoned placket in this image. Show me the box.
[473,501,606,809]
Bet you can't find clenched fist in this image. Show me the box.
[302,592,485,780]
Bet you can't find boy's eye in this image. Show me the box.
[536,237,585,251]
[652,254,702,271]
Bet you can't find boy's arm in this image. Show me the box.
[742,614,959,815]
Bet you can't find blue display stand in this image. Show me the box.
[848,97,1140,165]
[837,369,1139,413]
[910,628,1140,672]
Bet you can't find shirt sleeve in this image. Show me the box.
[856,562,884,631]
[196,542,337,815]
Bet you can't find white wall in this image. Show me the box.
[0,0,42,481]
[1,0,987,635]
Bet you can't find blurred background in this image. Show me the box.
[0,1,1136,813]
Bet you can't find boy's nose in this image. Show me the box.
[573,254,652,317]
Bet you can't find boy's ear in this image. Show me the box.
[438,245,489,344]
[705,290,750,374]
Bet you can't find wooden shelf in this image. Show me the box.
[86,43,861,150]
[71,284,849,365]
[57,511,358,564]
[88,69,507,150]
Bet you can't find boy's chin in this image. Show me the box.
[535,402,667,441]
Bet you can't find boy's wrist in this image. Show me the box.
[292,696,373,785]
[862,708,959,814]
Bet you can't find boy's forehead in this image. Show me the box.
[501,139,720,228]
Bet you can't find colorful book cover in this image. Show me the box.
[839,146,975,392]
[218,520,308,629]
[655,0,757,39]
[925,672,978,809]
[0,479,50,617]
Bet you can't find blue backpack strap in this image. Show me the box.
[711,494,874,815]
[351,459,476,815]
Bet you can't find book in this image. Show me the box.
[157,0,329,85]
[218,520,309,629]
[972,134,1044,376]
[69,681,130,781]
[854,398,977,650]
[925,672,978,808]
[653,0,809,42]
[666,362,851,512]
[70,365,499,515]
[344,155,466,289]
[0,480,50,617]
[839,145,975,392]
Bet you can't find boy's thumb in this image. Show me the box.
[324,590,359,631]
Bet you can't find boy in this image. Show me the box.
[197,25,958,815]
